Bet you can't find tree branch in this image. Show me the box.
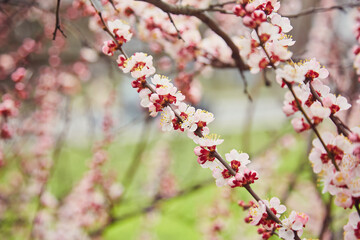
[136,0,251,98]
[254,28,340,171]
[97,13,298,238]
[284,3,360,19]
[53,0,66,40]
[309,82,351,137]
[166,12,185,41]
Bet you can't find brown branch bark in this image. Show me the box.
[135,0,251,98]
[308,82,351,137]
[97,10,299,239]
[318,196,333,240]
[53,0,66,40]
[284,3,360,18]
[166,12,185,41]
[254,28,340,171]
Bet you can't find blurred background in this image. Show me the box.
[0,0,359,239]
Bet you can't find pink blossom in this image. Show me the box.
[107,19,132,45]
[279,211,308,240]
[270,13,292,33]
[246,197,285,228]
[334,190,353,208]
[102,40,117,56]
[248,200,267,225]
[309,101,331,124]
[225,150,251,167]
[302,58,329,81]
[183,109,214,140]
[254,22,280,43]
[210,149,258,188]
[309,132,351,173]
[291,117,310,133]
[121,52,156,78]
[265,40,292,64]
[282,86,307,116]
[160,106,176,131]
[275,64,305,86]
[230,167,258,187]
[247,52,268,73]
[194,135,224,165]
[322,94,351,115]
[344,212,360,240]
[11,67,26,82]
[233,5,247,17]
[0,97,18,118]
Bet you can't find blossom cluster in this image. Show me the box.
[275,59,360,220]
[33,94,123,239]
[344,212,360,240]
[240,197,308,240]
[110,0,238,105]
[353,8,360,106]
[353,8,360,76]
[102,19,132,56]
[233,0,294,73]
[233,0,358,217]
[0,94,19,140]
[0,65,30,140]
[104,19,259,190]
[231,0,360,238]
[276,59,351,133]
[101,11,313,238]
[1,0,358,238]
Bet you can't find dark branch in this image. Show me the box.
[108,0,119,12]
[318,196,333,240]
[166,12,185,41]
[53,0,66,40]
[96,12,290,235]
[136,0,251,98]
[309,82,351,137]
[207,0,236,8]
[284,3,360,18]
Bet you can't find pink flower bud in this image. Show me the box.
[11,67,26,82]
[245,4,255,12]
[235,173,243,181]
[194,146,202,155]
[243,16,256,28]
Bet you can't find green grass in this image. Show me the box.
[2,124,329,240]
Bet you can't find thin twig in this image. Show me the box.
[319,196,333,240]
[262,68,271,86]
[284,3,360,19]
[108,0,119,12]
[53,0,66,40]
[308,82,351,137]
[255,28,340,171]
[91,5,129,58]
[207,1,236,8]
[136,0,251,99]
[285,81,340,171]
[201,7,233,14]
[166,12,185,41]
[355,199,360,217]
[97,13,298,238]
